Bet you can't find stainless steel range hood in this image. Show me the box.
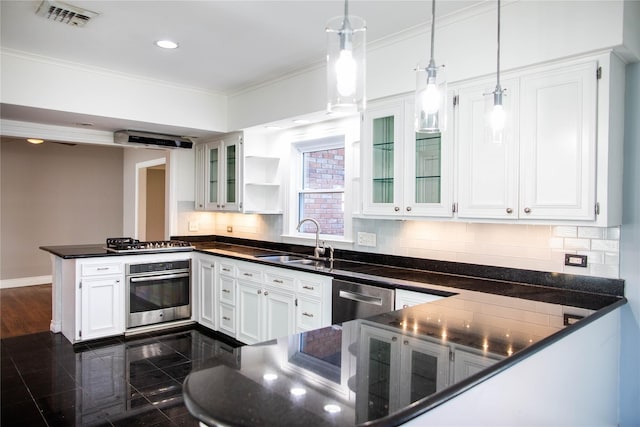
[114,130,193,149]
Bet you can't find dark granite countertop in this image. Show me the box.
[183,287,625,427]
[39,244,194,258]
[40,237,626,425]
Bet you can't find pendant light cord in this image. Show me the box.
[429,0,436,64]
[496,0,501,88]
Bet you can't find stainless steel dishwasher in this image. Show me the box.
[332,279,395,324]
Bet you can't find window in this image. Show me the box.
[294,137,345,237]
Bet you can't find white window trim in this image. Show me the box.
[282,118,357,247]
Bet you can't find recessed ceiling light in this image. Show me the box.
[27,138,44,144]
[290,387,306,396]
[155,40,179,49]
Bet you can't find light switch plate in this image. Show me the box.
[188,221,199,232]
[357,232,377,247]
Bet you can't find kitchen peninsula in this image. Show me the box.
[41,236,626,426]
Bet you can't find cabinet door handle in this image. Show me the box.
[222,316,231,321]
[222,289,231,293]
[506,208,513,214]
[406,206,412,212]
[222,268,231,272]
[394,206,400,212]
[524,207,532,214]
[243,272,253,277]
[302,285,314,290]
[96,267,109,271]
[273,279,283,284]
[221,205,226,208]
[302,312,314,317]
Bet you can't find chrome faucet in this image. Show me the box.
[296,218,325,259]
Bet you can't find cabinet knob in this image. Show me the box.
[199,204,203,208]
[257,289,262,294]
[406,206,412,212]
[506,208,513,214]
[392,336,398,342]
[394,206,400,212]
[524,207,532,214]
[402,304,409,308]
[404,340,409,345]
[264,291,269,296]
[221,205,226,208]
[217,204,221,208]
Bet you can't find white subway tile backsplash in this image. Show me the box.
[577,227,604,239]
[548,237,564,249]
[553,226,577,238]
[604,252,620,266]
[563,238,591,250]
[589,263,619,279]
[591,239,620,252]
[606,227,621,240]
[577,251,604,264]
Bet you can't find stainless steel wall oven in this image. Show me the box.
[126,260,191,328]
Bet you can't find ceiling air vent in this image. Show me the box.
[35,0,99,27]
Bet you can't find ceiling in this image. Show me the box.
[0,0,483,137]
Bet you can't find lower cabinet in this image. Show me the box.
[195,254,332,344]
[356,323,451,423]
[237,280,295,345]
[75,260,124,342]
[395,288,444,310]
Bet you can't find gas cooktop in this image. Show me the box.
[105,237,194,253]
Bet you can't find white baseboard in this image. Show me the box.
[0,275,52,289]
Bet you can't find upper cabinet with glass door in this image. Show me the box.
[362,96,453,217]
[195,132,243,212]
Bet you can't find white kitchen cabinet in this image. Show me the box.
[236,270,295,345]
[395,288,444,310]
[356,322,450,423]
[243,155,282,213]
[197,132,243,212]
[217,260,237,336]
[295,273,332,332]
[197,257,216,331]
[362,96,453,217]
[79,262,124,341]
[455,58,599,221]
[452,348,502,383]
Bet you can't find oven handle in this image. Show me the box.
[338,290,383,306]
[129,272,190,283]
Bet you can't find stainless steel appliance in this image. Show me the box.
[126,260,191,328]
[106,237,193,253]
[332,279,395,324]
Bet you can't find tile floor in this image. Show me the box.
[1,327,241,426]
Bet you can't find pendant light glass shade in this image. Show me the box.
[415,0,446,133]
[326,0,366,114]
[415,61,446,133]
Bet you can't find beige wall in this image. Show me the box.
[0,138,124,281]
[146,167,166,241]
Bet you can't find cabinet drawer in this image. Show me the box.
[219,304,236,335]
[296,297,323,331]
[297,278,322,298]
[219,276,236,305]
[218,262,236,277]
[237,265,263,283]
[81,262,122,277]
[265,271,295,290]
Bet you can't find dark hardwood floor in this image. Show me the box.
[0,284,52,338]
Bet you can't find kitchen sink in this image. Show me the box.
[255,254,317,264]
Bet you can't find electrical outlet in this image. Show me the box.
[227,226,233,233]
[357,232,377,247]
[564,254,587,267]
[188,221,199,232]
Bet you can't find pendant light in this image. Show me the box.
[415,0,446,133]
[326,0,366,114]
[489,0,505,143]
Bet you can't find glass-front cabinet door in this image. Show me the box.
[203,133,242,212]
[362,96,452,217]
[362,101,404,215]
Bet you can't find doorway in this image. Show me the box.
[136,160,166,241]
